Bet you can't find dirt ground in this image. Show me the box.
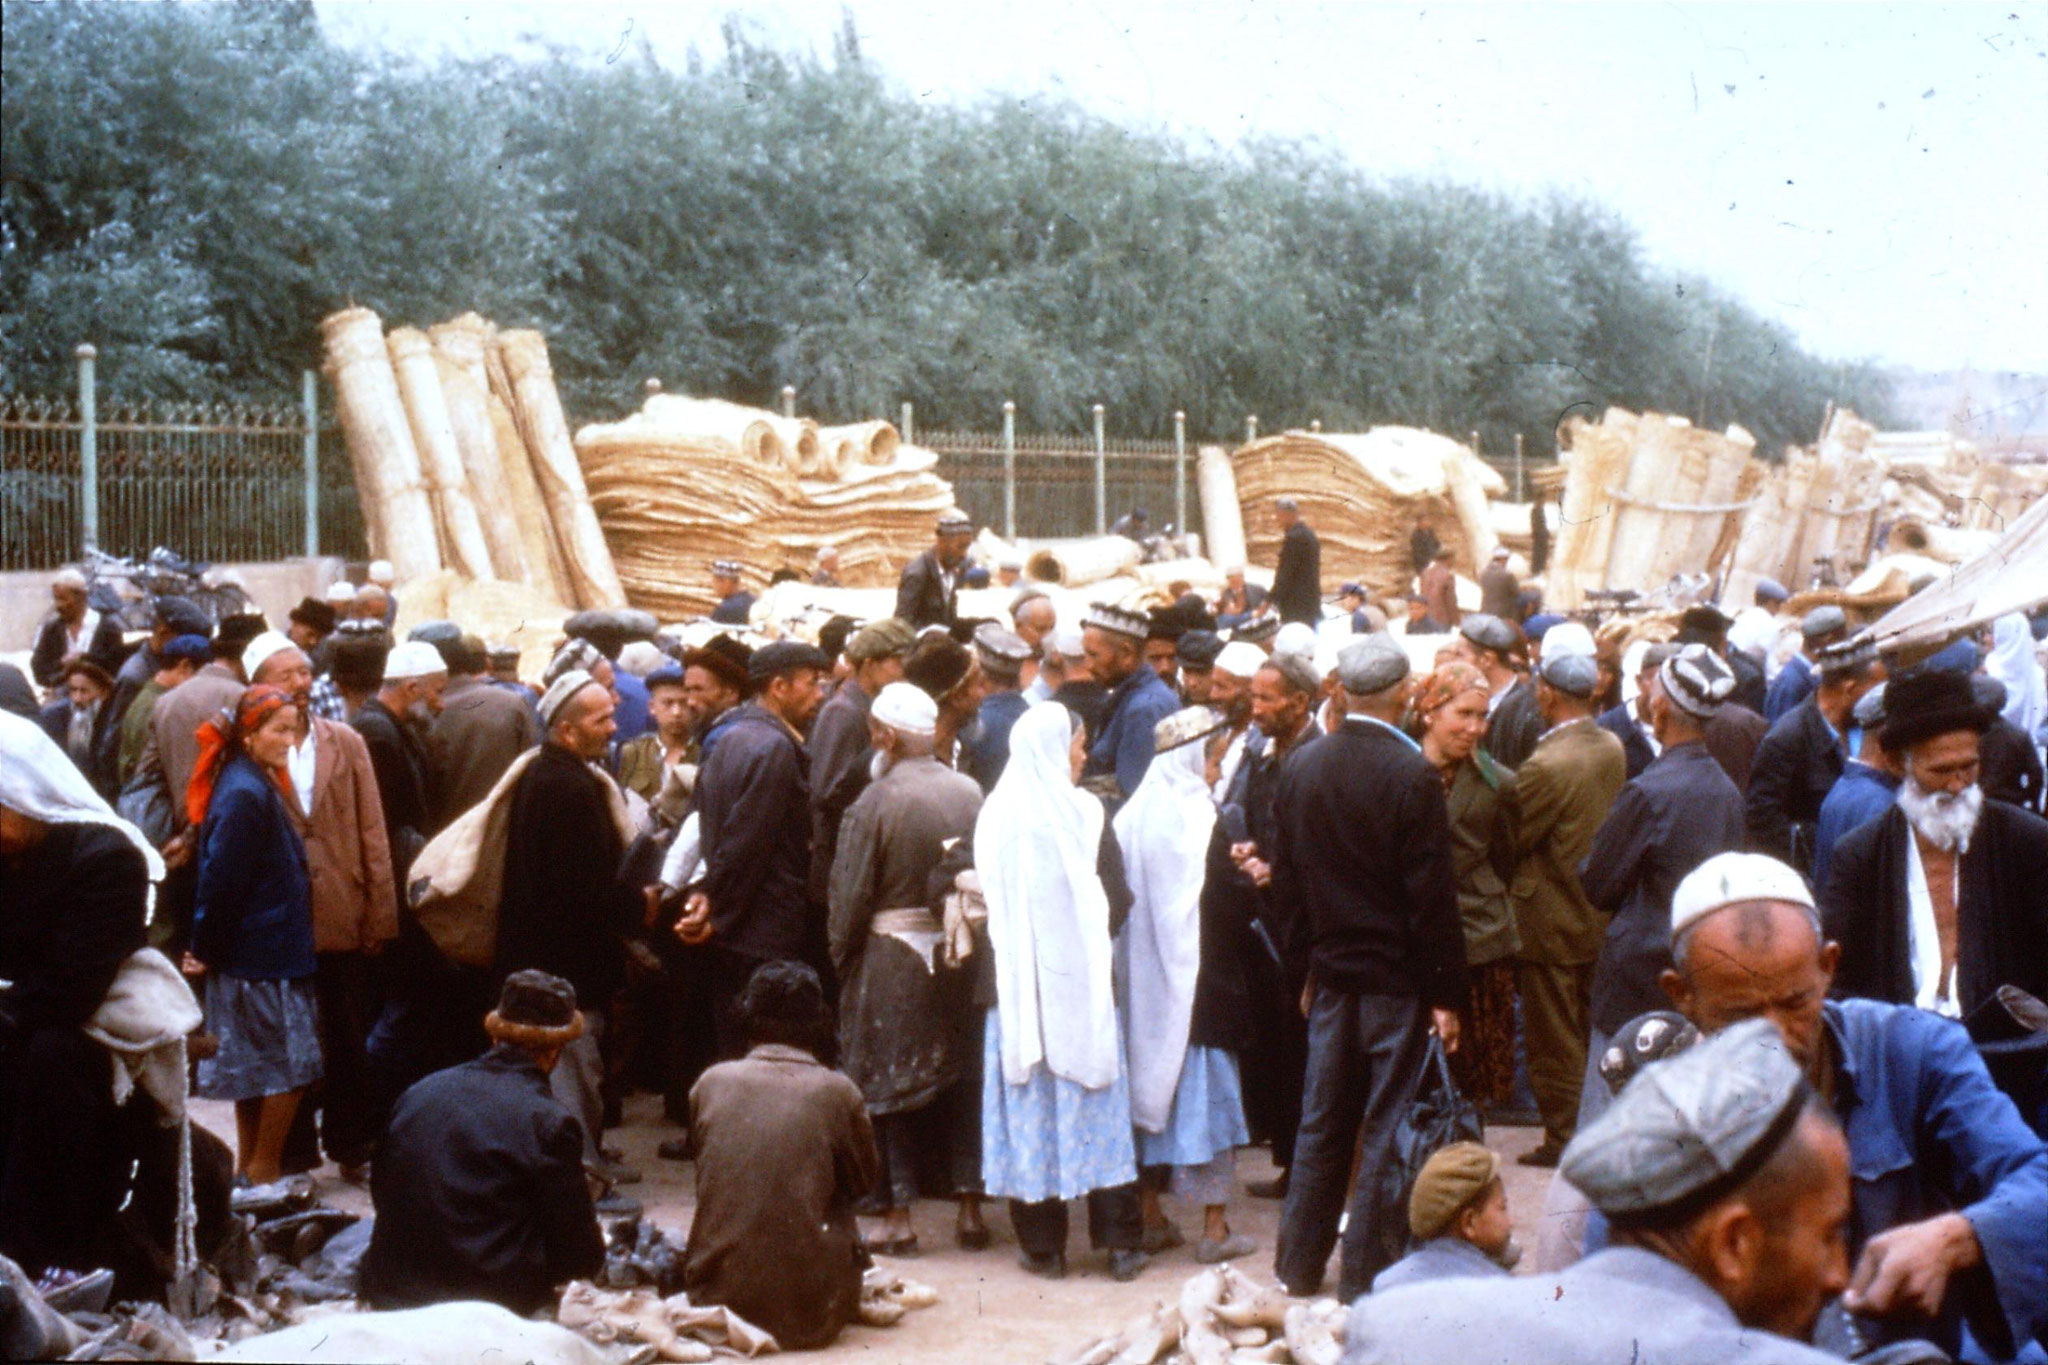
[194,1095,1555,1364]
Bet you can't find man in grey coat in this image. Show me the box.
[1345,1020,1849,1365]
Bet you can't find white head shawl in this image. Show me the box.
[974,702,1120,1090]
[1986,613,2045,741]
[1112,735,1218,1131]
[0,711,166,898]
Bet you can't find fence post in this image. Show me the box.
[1173,409,1187,538]
[1245,414,1258,445]
[1513,433,1526,502]
[1002,401,1017,541]
[76,344,98,555]
[780,385,796,419]
[900,401,914,446]
[1309,419,1321,433]
[645,377,662,397]
[1092,404,1107,534]
[302,370,320,559]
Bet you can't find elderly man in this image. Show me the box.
[807,619,914,904]
[1573,645,1746,1135]
[1011,589,1056,656]
[360,970,603,1317]
[678,642,831,1057]
[41,659,118,797]
[245,631,396,1180]
[963,622,1034,790]
[895,513,974,630]
[496,670,637,1181]
[1748,634,1884,875]
[1346,1018,1851,1365]
[1811,682,1899,890]
[1271,498,1322,625]
[809,545,842,588]
[1456,614,1541,769]
[1270,636,1466,1299]
[429,634,540,822]
[1081,603,1182,802]
[29,567,122,690]
[1503,649,1627,1166]
[1661,853,2047,1362]
[1823,668,2048,1022]
[707,561,755,625]
[1766,604,1851,722]
[828,683,986,1255]
[1215,566,1270,631]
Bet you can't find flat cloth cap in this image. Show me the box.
[1560,1016,1810,1225]
[149,596,206,635]
[1213,641,1268,679]
[1154,705,1223,754]
[1337,634,1410,695]
[972,622,1033,674]
[1408,1141,1501,1240]
[163,634,212,664]
[748,640,831,683]
[563,608,660,655]
[407,620,462,648]
[847,617,917,663]
[1538,651,1600,699]
[1084,602,1152,640]
[1659,643,1736,719]
[1459,613,1517,655]
[1176,630,1224,670]
[1802,605,1849,640]
[1852,681,1889,730]
[871,681,937,737]
[1670,851,1816,943]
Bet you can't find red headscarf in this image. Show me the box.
[185,684,298,827]
[1412,660,1490,722]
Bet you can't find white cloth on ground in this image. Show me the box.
[975,702,1120,1090]
[1113,737,1216,1131]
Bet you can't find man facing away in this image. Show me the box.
[1271,497,1322,626]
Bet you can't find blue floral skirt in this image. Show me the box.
[197,973,323,1102]
[980,1009,1138,1203]
[1138,1046,1250,1204]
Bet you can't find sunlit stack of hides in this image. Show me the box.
[573,394,956,619]
[1224,427,1505,599]
[319,308,624,619]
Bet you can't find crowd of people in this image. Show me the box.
[3,508,2046,1362]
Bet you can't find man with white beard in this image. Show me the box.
[1821,667,2048,1021]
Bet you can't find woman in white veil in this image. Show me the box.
[975,701,1147,1281]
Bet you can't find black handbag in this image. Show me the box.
[1372,1033,1486,1264]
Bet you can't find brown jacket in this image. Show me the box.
[1503,717,1626,964]
[147,662,246,823]
[684,1044,878,1350]
[428,675,539,825]
[286,717,399,954]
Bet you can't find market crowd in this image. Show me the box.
[3,508,2045,1363]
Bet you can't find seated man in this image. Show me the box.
[1347,1018,1848,1364]
[684,962,878,1351]
[1370,1142,1515,1294]
[359,971,603,1317]
[1665,852,2047,1363]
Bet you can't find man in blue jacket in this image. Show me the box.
[1080,603,1180,804]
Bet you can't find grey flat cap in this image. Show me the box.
[1459,613,1517,654]
[1801,604,1849,640]
[1337,634,1410,695]
[1659,643,1736,719]
[1561,1017,1809,1225]
[1852,682,1889,730]
[1538,651,1600,699]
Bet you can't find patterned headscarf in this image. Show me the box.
[185,684,298,827]
[1411,660,1490,723]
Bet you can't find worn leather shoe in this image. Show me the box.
[1517,1140,1564,1168]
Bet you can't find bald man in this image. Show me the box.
[1655,856,2046,1362]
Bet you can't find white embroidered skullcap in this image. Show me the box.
[241,631,302,682]
[871,681,938,738]
[382,640,449,681]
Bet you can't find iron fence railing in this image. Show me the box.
[918,427,1189,543]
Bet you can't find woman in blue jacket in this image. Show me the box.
[186,684,322,1186]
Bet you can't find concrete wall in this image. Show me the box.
[1,557,350,652]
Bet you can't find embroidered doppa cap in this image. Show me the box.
[1083,602,1151,640]
[1232,616,1280,646]
[973,622,1033,679]
[1561,1017,1810,1225]
[1597,1011,1703,1098]
[1336,634,1410,696]
[747,640,832,684]
[539,668,602,728]
[1669,851,1816,944]
[1408,1141,1501,1240]
[1153,704,1223,754]
[936,511,975,535]
[1658,643,1735,719]
[545,638,605,687]
[871,681,938,738]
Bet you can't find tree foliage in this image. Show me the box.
[2,2,1894,454]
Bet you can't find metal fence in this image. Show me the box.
[921,427,1190,542]
[1,358,364,573]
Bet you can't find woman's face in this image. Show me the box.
[1067,723,1087,785]
[1425,689,1490,763]
[246,705,300,768]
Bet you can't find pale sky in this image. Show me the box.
[319,1,2048,375]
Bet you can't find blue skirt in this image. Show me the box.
[1137,1046,1250,1169]
[197,974,323,1102]
[980,1010,1138,1203]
